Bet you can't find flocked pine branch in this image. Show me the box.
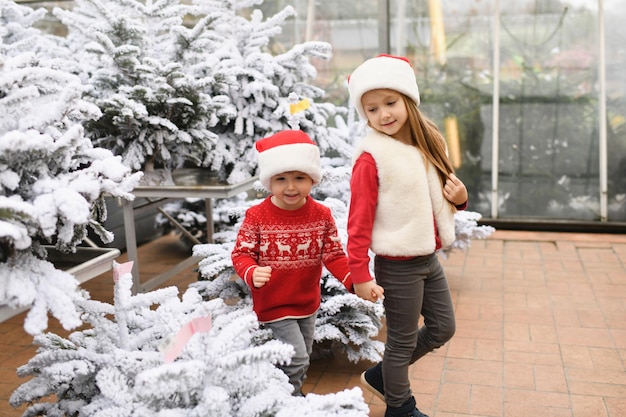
[0,253,88,334]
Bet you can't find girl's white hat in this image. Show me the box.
[256,130,322,190]
[348,54,421,119]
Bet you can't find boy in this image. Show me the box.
[231,130,367,396]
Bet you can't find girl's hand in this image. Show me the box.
[252,266,272,288]
[354,281,385,303]
[444,173,468,206]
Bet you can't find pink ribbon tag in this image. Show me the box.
[112,261,134,283]
[163,316,213,363]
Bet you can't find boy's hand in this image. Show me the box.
[444,173,468,206]
[354,281,385,303]
[252,266,272,288]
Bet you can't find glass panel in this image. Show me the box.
[494,2,599,220]
[604,2,626,222]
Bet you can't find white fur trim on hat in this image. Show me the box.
[256,130,322,190]
[348,54,421,120]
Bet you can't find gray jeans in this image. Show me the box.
[264,312,317,395]
[375,253,456,407]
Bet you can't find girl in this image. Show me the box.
[347,55,468,417]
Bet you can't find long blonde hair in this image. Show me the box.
[402,94,457,210]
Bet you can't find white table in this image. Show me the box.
[122,169,257,293]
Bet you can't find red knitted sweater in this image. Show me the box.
[231,196,352,323]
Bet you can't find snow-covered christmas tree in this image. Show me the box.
[189,0,351,185]
[10,262,370,416]
[53,0,237,173]
[0,0,141,334]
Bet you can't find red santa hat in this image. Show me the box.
[348,54,421,120]
[255,130,322,190]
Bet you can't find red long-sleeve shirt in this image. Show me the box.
[232,196,352,323]
[347,152,467,284]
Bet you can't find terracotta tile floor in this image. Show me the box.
[1,229,626,417]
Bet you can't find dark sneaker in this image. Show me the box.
[384,396,429,417]
[360,362,384,400]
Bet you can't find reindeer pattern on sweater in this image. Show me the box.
[231,196,352,323]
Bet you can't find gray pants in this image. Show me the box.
[264,312,317,395]
[375,253,456,407]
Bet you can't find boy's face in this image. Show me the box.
[269,171,313,210]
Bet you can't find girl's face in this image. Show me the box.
[361,89,411,144]
[268,171,313,210]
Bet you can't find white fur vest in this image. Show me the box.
[353,130,456,255]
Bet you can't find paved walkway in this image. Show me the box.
[1,230,625,416]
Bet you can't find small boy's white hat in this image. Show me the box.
[348,54,421,119]
[256,130,321,190]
